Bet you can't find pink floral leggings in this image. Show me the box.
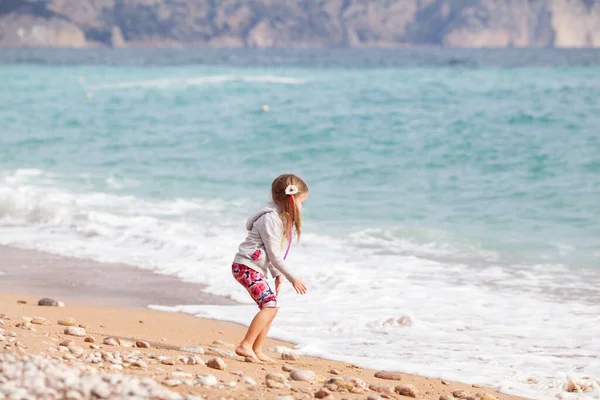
[232,263,278,309]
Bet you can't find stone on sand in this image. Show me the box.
[369,384,395,396]
[290,369,316,382]
[196,374,218,387]
[375,371,403,380]
[243,376,257,386]
[135,340,150,348]
[282,364,295,372]
[315,388,335,398]
[329,369,340,375]
[31,317,50,325]
[454,390,476,400]
[58,317,77,326]
[84,336,95,343]
[38,298,59,307]
[266,373,287,383]
[477,394,499,400]
[68,346,85,356]
[187,355,204,365]
[64,327,86,337]
[103,337,120,346]
[207,357,226,370]
[395,384,419,398]
[281,349,299,361]
[179,345,204,354]
[131,360,148,369]
[266,379,285,389]
[163,379,182,387]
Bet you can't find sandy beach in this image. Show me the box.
[0,245,530,400]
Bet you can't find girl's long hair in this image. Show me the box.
[271,174,308,248]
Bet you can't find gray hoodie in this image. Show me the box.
[232,202,298,283]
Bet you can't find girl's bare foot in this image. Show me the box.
[255,351,276,363]
[235,345,262,364]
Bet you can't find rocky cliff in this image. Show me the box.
[1,0,599,48]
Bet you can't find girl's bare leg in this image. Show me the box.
[253,307,279,362]
[235,307,279,363]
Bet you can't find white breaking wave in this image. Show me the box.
[84,75,310,91]
[0,169,599,400]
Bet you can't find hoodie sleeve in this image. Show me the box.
[255,213,298,283]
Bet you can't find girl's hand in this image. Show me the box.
[292,278,307,295]
[275,275,284,296]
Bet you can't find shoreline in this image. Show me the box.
[0,244,529,400]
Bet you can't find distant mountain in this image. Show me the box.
[1,0,599,48]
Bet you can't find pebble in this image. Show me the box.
[108,364,123,371]
[453,390,476,399]
[84,336,96,343]
[136,340,150,348]
[290,369,316,382]
[89,344,100,350]
[17,300,27,304]
[60,339,75,347]
[64,327,86,337]
[58,317,77,326]
[206,357,226,370]
[476,394,498,400]
[473,384,483,388]
[68,346,85,356]
[31,317,50,325]
[177,356,188,364]
[163,379,182,387]
[196,374,218,387]
[187,355,204,365]
[440,396,453,400]
[369,384,395,396]
[161,358,175,366]
[171,371,193,379]
[131,360,148,369]
[375,371,403,380]
[243,376,256,386]
[38,298,59,307]
[266,379,285,389]
[179,345,204,354]
[395,384,419,398]
[208,346,237,359]
[281,349,299,361]
[282,364,295,372]
[0,353,185,399]
[275,396,295,400]
[103,337,120,346]
[266,373,287,383]
[230,370,243,376]
[441,380,449,385]
[63,354,76,361]
[315,388,334,398]
[329,369,340,375]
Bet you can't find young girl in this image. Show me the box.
[232,174,308,363]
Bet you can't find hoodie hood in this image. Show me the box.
[246,201,280,231]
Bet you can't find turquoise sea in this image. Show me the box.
[1,49,599,398]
